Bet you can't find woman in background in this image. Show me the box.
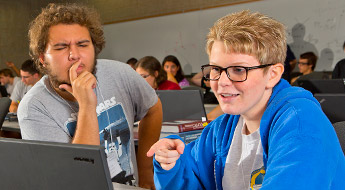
[162,55,190,88]
[135,56,181,90]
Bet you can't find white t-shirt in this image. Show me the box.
[10,80,31,103]
[223,117,265,190]
[6,76,21,95]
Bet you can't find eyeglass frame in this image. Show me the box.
[200,63,276,82]
[297,62,309,65]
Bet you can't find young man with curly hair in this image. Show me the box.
[18,3,162,189]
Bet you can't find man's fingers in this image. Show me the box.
[147,139,173,157]
[69,60,82,82]
[147,141,159,157]
[147,138,184,157]
[58,84,73,94]
[176,141,185,154]
[156,148,180,158]
[160,162,177,171]
[155,149,180,162]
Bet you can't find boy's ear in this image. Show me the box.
[266,63,284,89]
[39,54,45,67]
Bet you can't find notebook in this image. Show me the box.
[314,93,345,123]
[297,79,345,94]
[0,138,113,190]
[156,90,207,122]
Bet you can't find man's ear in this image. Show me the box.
[154,71,159,78]
[39,54,45,67]
[266,63,284,89]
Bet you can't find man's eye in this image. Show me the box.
[232,67,246,73]
[211,67,221,72]
[55,47,65,50]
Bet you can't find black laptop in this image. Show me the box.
[314,93,345,123]
[0,97,11,129]
[156,90,207,122]
[0,138,113,190]
[297,79,345,94]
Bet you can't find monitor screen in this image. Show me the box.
[156,90,207,121]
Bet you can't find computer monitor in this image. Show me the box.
[314,93,345,123]
[156,90,207,122]
[0,138,113,190]
[297,79,345,94]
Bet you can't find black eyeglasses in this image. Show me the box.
[201,63,275,82]
[297,62,309,65]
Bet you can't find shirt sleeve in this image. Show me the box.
[18,96,71,142]
[10,81,24,102]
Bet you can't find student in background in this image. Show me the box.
[0,68,21,95]
[9,59,41,113]
[126,57,137,70]
[18,3,162,189]
[162,55,190,88]
[332,41,345,79]
[147,10,345,189]
[291,52,321,85]
[191,71,218,104]
[135,56,181,90]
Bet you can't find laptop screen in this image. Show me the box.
[0,138,113,190]
[156,90,207,121]
[297,79,345,94]
[315,93,345,123]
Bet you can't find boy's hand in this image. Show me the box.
[147,138,185,171]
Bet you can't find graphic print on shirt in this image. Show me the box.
[65,98,135,185]
[250,166,265,190]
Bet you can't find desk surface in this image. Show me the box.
[113,183,148,189]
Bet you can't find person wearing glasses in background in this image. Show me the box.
[290,52,322,85]
[135,56,181,90]
[9,59,41,112]
[147,10,345,190]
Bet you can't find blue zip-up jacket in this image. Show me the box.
[153,79,345,189]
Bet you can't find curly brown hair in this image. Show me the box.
[28,3,105,74]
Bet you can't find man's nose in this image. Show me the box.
[68,46,80,61]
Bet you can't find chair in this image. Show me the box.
[0,97,11,130]
[332,121,345,155]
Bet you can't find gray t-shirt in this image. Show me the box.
[18,59,158,186]
[6,76,20,95]
[10,80,31,103]
[223,117,265,190]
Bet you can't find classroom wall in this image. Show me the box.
[99,0,345,74]
[0,0,77,69]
